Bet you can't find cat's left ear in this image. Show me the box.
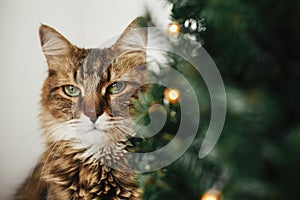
[113,17,148,52]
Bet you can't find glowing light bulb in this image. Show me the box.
[167,22,181,35]
[164,88,180,104]
[202,195,217,200]
[201,189,222,200]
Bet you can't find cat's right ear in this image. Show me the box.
[39,24,75,58]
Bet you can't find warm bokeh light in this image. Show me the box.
[164,88,181,104]
[167,22,181,34]
[201,189,222,200]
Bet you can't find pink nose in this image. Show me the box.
[84,107,98,123]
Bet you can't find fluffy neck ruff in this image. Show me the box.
[40,141,141,199]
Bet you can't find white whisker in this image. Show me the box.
[43,141,66,181]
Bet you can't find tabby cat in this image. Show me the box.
[16,17,148,200]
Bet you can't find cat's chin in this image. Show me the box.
[72,114,129,162]
[74,114,113,149]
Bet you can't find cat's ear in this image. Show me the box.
[113,17,148,52]
[39,24,75,57]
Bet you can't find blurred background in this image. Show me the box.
[138,1,300,200]
[1,0,300,200]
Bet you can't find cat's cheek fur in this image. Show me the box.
[41,110,134,159]
[41,87,82,121]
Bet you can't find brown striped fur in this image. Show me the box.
[16,17,147,200]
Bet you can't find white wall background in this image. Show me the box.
[0,0,171,199]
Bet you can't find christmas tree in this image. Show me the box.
[131,0,300,199]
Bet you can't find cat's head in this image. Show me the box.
[39,18,148,158]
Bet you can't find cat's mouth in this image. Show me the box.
[78,115,108,133]
[90,124,97,130]
[72,114,112,149]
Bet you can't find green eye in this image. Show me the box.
[108,82,126,94]
[63,85,81,97]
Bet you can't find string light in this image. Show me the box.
[201,189,222,200]
[167,22,181,35]
[164,88,181,104]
